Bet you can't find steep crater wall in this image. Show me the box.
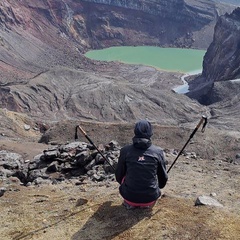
[202,7,240,82]
[187,8,240,105]
[74,0,217,50]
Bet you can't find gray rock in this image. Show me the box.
[0,150,23,170]
[92,173,105,182]
[107,140,120,150]
[75,198,88,207]
[33,177,52,185]
[28,154,48,170]
[24,124,31,131]
[190,152,197,159]
[46,162,58,173]
[0,187,6,197]
[43,149,60,160]
[85,159,96,171]
[0,167,15,178]
[87,169,97,177]
[75,150,91,166]
[234,153,240,164]
[103,157,117,174]
[210,192,217,197]
[25,182,32,187]
[195,195,223,207]
[95,153,105,164]
[28,168,49,182]
[60,142,87,152]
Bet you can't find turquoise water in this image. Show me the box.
[85,46,206,73]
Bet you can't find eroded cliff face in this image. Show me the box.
[70,0,217,50]
[0,0,219,62]
[187,7,240,105]
[202,7,240,82]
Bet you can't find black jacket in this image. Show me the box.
[115,137,168,203]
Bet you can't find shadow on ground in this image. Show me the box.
[71,200,153,240]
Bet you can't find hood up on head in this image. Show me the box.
[134,120,153,139]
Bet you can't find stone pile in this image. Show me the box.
[0,141,120,186]
[2,139,238,188]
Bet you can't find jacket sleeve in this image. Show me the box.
[115,147,127,184]
[157,150,168,189]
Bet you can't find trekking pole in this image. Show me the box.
[75,125,115,171]
[167,115,208,173]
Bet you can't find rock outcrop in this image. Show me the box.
[202,7,240,82]
[187,7,240,105]
[79,0,216,49]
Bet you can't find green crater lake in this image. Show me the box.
[85,46,206,73]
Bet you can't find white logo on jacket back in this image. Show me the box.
[138,156,145,161]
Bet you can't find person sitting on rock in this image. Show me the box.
[115,119,168,209]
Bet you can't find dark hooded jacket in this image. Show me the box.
[115,120,168,203]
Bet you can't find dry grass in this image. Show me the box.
[0,181,239,240]
[0,114,239,240]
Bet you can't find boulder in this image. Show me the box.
[195,195,223,207]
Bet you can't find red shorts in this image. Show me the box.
[124,199,156,207]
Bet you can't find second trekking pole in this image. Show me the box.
[167,115,208,173]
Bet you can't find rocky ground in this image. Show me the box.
[0,59,239,240]
[0,1,240,239]
[0,118,240,240]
